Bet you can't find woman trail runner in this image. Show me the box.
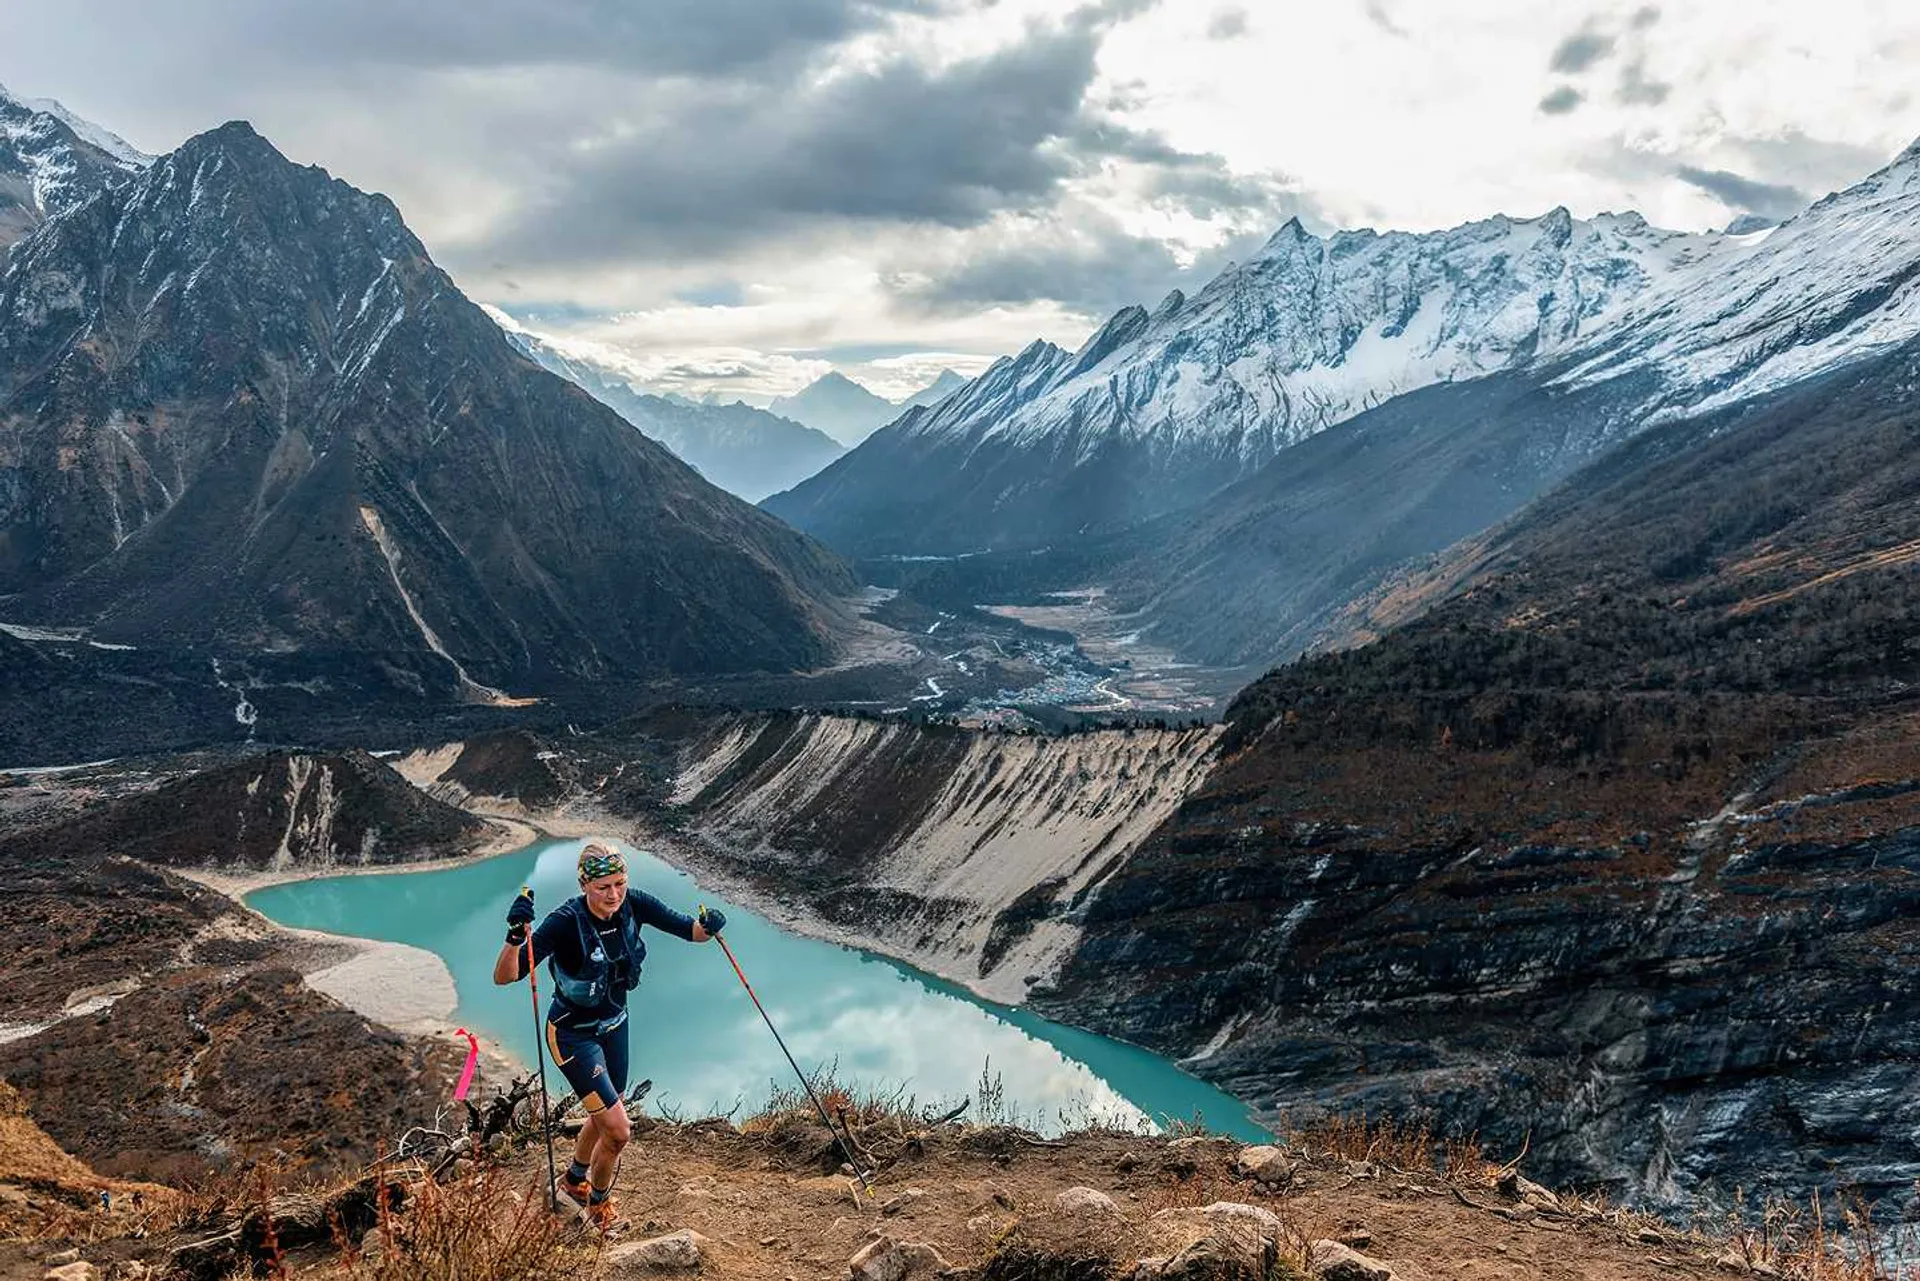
[492,841,724,1231]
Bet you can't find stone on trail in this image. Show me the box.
[1160,1234,1267,1279]
[604,1228,709,1275]
[1054,1185,1119,1216]
[1197,1201,1283,1234]
[1160,1135,1227,1174]
[880,1187,926,1215]
[1497,1168,1561,1210]
[1310,1238,1398,1281]
[848,1233,952,1281]
[1233,1143,1296,1186]
[44,1263,99,1281]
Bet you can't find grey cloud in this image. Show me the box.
[1538,86,1584,115]
[1068,0,1161,31]
[1616,58,1670,104]
[1630,5,1661,28]
[663,360,758,381]
[891,195,1322,317]
[1067,119,1301,218]
[1675,166,1809,221]
[1730,130,1888,199]
[1550,30,1615,73]
[1365,3,1409,38]
[480,28,1107,266]
[18,0,954,84]
[677,281,748,307]
[478,9,1267,279]
[886,222,1192,315]
[1208,7,1248,39]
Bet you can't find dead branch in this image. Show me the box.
[168,1176,400,1281]
[922,1099,970,1125]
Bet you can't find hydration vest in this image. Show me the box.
[549,898,647,1017]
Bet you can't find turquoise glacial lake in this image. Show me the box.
[246,837,1266,1139]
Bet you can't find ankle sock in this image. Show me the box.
[589,1186,611,1205]
[566,1161,589,1184]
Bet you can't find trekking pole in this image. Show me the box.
[706,912,874,1197]
[521,887,560,1212]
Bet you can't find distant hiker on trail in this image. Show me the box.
[492,841,724,1231]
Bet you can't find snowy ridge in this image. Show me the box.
[0,84,147,231]
[9,90,151,167]
[899,210,1723,465]
[1560,138,1920,418]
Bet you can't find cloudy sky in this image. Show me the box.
[11,0,1919,402]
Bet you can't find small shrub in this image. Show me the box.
[344,1169,593,1281]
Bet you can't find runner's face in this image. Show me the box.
[582,871,627,917]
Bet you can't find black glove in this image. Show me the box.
[697,905,726,937]
[506,887,535,944]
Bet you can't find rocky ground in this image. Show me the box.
[0,749,482,1184]
[0,1105,1813,1281]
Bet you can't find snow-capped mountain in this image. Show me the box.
[768,209,1725,555]
[1099,136,1920,670]
[1562,140,1920,419]
[0,82,148,250]
[495,322,844,501]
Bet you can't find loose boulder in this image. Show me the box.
[1054,1186,1120,1216]
[604,1229,708,1275]
[1309,1239,1397,1281]
[1233,1145,1296,1187]
[849,1233,952,1281]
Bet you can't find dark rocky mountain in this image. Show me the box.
[768,370,904,446]
[500,325,844,501]
[1095,367,1654,667]
[0,83,146,252]
[0,122,856,715]
[1035,336,1920,1212]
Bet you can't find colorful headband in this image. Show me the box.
[577,843,626,883]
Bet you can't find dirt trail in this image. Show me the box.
[0,1113,1784,1280]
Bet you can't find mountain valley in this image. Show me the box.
[6,71,1920,1276]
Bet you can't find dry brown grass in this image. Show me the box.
[1712,1188,1908,1281]
[1285,1112,1495,1182]
[340,1168,597,1281]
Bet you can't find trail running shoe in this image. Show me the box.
[583,1194,621,1234]
[552,1173,592,1213]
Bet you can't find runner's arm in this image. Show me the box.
[493,906,566,984]
[628,889,702,942]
